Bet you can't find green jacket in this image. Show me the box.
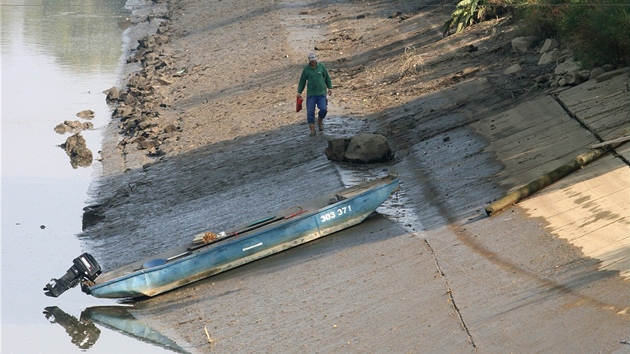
[297,62,332,97]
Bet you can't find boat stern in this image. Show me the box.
[43,253,102,298]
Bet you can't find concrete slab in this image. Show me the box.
[474,75,630,280]
[520,155,630,278]
[556,68,630,161]
[473,96,598,190]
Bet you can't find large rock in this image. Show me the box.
[539,38,559,53]
[60,133,93,168]
[325,138,351,162]
[555,57,581,75]
[54,120,94,134]
[511,36,538,54]
[343,133,393,163]
[538,49,561,66]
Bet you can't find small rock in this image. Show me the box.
[76,110,95,119]
[539,39,559,53]
[564,70,584,85]
[554,57,581,75]
[503,63,522,75]
[538,49,561,66]
[589,67,606,80]
[104,86,119,101]
[464,44,478,52]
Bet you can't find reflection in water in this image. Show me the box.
[43,307,101,349]
[43,306,189,353]
[0,0,129,73]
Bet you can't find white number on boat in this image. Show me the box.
[320,205,352,223]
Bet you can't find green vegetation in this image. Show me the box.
[444,0,630,66]
[442,0,509,35]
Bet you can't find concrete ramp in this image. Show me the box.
[475,70,630,279]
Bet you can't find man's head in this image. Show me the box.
[308,52,317,66]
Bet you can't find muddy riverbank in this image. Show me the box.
[80,0,630,352]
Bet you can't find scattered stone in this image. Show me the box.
[464,44,478,53]
[503,63,522,75]
[511,36,538,54]
[539,39,559,54]
[554,57,581,75]
[76,110,95,119]
[538,49,561,66]
[137,139,159,150]
[163,124,179,133]
[60,133,93,168]
[104,86,120,101]
[563,70,584,86]
[54,120,94,134]
[534,74,552,88]
[589,67,606,80]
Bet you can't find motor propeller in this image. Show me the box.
[44,253,101,297]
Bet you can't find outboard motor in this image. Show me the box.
[44,253,101,297]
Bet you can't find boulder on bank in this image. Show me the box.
[325,133,394,163]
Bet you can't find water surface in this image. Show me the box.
[1,0,177,352]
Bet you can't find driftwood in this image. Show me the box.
[485,129,630,216]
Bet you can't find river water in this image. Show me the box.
[1,0,178,352]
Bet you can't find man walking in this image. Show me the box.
[297,52,333,136]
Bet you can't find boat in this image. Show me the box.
[44,173,399,299]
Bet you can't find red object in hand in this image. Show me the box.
[296,96,303,112]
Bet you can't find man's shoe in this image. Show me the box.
[317,118,324,131]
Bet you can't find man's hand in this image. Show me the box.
[327,89,332,96]
[297,93,302,99]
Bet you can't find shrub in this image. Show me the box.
[444,0,630,65]
[443,0,513,36]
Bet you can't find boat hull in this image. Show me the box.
[86,175,399,299]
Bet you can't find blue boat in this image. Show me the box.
[44,173,399,299]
